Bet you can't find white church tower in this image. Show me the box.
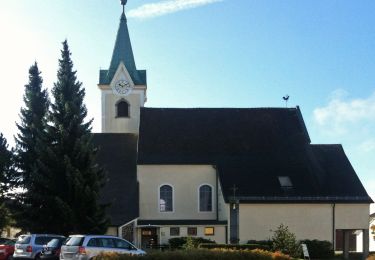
[98,0,147,134]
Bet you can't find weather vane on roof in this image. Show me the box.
[283,95,290,108]
[121,0,127,13]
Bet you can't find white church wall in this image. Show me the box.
[238,203,370,244]
[238,204,333,243]
[105,226,118,237]
[138,165,217,220]
[335,204,370,229]
[217,180,228,221]
[372,217,375,251]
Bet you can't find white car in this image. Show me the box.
[60,235,145,260]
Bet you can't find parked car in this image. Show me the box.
[0,239,12,246]
[0,239,15,260]
[40,237,66,260]
[13,234,65,259]
[60,235,145,260]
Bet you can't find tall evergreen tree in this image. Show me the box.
[41,40,108,234]
[14,62,49,231]
[0,133,13,231]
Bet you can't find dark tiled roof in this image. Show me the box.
[138,107,309,164]
[310,145,373,202]
[93,133,139,226]
[138,107,372,204]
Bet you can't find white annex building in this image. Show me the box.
[93,2,373,259]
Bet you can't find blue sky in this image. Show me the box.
[0,0,374,210]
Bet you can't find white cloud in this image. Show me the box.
[127,0,223,19]
[359,139,375,153]
[313,91,375,135]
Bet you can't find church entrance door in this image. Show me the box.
[141,227,158,249]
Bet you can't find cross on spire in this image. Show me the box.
[230,184,238,199]
[121,0,127,13]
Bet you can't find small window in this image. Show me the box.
[160,185,173,212]
[170,227,180,236]
[187,227,197,236]
[142,230,152,236]
[278,176,292,188]
[199,185,213,212]
[204,227,215,236]
[116,100,129,118]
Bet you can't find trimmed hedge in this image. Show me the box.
[199,243,271,251]
[168,237,215,249]
[248,240,273,248]
[300,239,334,259]
[94,249,291,260]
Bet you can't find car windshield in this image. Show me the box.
[17,235,31,244]
[65,237,84,246]
[35,236,60,245]
[46,238,63,247]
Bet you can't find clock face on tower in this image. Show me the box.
[113,79,133,96]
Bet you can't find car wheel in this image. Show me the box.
[35,254,41,260]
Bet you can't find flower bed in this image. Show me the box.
[94,249,291,260]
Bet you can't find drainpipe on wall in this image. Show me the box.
[332,203,336,250]
[216,167,219,221]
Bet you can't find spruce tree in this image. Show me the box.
[14,62,49,232]
[15,62,49,187]
[44,40,108,234]
[0,133,13,231]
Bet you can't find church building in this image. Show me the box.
[93,1,373,257]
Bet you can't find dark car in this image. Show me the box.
[40,238,66,260]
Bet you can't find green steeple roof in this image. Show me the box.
[99,5,146,85]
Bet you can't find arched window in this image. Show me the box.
[116,100,129,118]
[199,185,212,212]
[159,185,173,212]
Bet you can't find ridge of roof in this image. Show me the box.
[310,144,343,147]
[141,107,299,111]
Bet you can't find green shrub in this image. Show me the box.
[199,243,270,251]
[271,224,301,258]
[168,237,215,249]
[168,237,186,248]
[301,239,334,258]
[94,249,291,260]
